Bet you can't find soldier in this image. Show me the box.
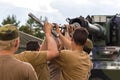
[53,24,93,80]
[0,24,38,80]
[15,21,59,80]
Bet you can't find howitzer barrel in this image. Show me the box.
[28,13,59,38]
[67,17,106,38]
[87,23,106,38]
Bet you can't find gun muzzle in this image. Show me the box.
[28,13,59,38]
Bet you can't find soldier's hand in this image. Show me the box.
[44,21,52,35]
[54,23,61,35]
[64,24,69,33]
[69,24,75,33]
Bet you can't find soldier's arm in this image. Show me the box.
[64,25,71,41]
[44,21,59,60]
[40,38,47,50]
[55,24,71,49]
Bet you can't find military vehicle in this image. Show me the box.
[66,14,120,80]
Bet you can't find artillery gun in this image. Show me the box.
[66,14,120,80]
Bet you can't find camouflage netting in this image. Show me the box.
[17,31,43,53]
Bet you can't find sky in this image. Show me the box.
[0,0,120,25]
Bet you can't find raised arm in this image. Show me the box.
[55,24,71,49]
[44,21,59,60]
[64,24,71,41]
[40,38,47,51]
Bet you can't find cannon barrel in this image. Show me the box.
[67,17,106,38]
[87,23,106,38]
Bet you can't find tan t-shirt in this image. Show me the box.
[54,50,93,80]
[15,51,50,80]
[0,55,38,80]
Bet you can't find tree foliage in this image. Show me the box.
[0,14,46,39]
[19,16,45,39]
[19,25,33,35]
[1,15,20,26]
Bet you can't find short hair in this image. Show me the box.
[0,24,19,50]
[72,27,89,46]
[26,41,40,51]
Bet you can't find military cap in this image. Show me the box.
[85,39,93,49]
[83,39,93,54]
[0,24,19,41]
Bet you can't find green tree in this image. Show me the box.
[19,25,33,35]
[34,27,45,39]
[1,15,20,26]
[19,16,45,39]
